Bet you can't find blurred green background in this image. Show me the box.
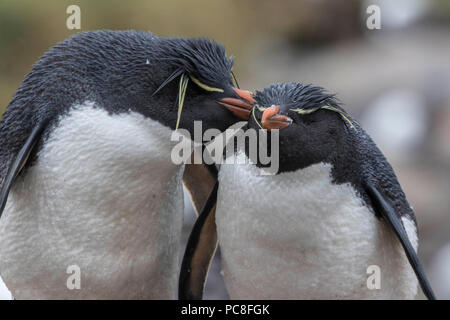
[1,0,450,299]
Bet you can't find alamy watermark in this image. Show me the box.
[366,265,381,290]
[171,121,280,175]
[66,5,81,30]
[66,264,81,290]
[366,5,381,30]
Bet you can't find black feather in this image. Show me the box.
[0,30,235,186]
[254,82,340,110]
[152,67,184,96]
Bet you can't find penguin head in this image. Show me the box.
[248,82,355,173]
[151,37,253,135]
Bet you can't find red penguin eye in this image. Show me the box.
[302,115,318,125]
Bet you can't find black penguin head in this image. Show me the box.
[1,31,253,141]
[151,37,253,136]
[248,82,355,173]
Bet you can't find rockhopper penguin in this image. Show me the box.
[180,82,436,299]
[0,30,253,299]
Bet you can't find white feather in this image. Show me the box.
[216,153,418,299]
[0,102,184,299]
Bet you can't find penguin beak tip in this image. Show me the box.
[233,88,254,105]
[261,105,292,131]
[218,88,254,120]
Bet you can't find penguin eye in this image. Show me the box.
[288,108,324,127]
[298,113,318,126]
[320,105,355,130]
[190,76,224,93]
[303,118,314,125]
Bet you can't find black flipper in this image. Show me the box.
[365,183,436,300]
[179,181,218,300]
[182,148,218,216]
[0,121,48,216]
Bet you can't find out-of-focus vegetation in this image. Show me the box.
[0,0,365,113]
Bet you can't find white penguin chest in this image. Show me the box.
[216,155,418,299]
[0,102,184,299]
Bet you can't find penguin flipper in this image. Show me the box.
[0,121,48,217]
[179,181,218,300]
[182,157,217,216]
[365,183,436,300]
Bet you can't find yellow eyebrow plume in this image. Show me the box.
[320,105,355,129]
[290,105,355,130]
[290,107,321,115]
[190,76,224,93]
[175,73,189,130]
[252,106,263,129]
[255,104,267,112]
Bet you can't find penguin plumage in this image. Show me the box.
[180,82,436,299]
[0,30,253,299]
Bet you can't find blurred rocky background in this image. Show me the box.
[0,0,449,299]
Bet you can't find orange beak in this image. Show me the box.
[218,88,254,120]
[261,105,292,130]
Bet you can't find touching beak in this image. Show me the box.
[218,88,254,120]
[262,105,292,130]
